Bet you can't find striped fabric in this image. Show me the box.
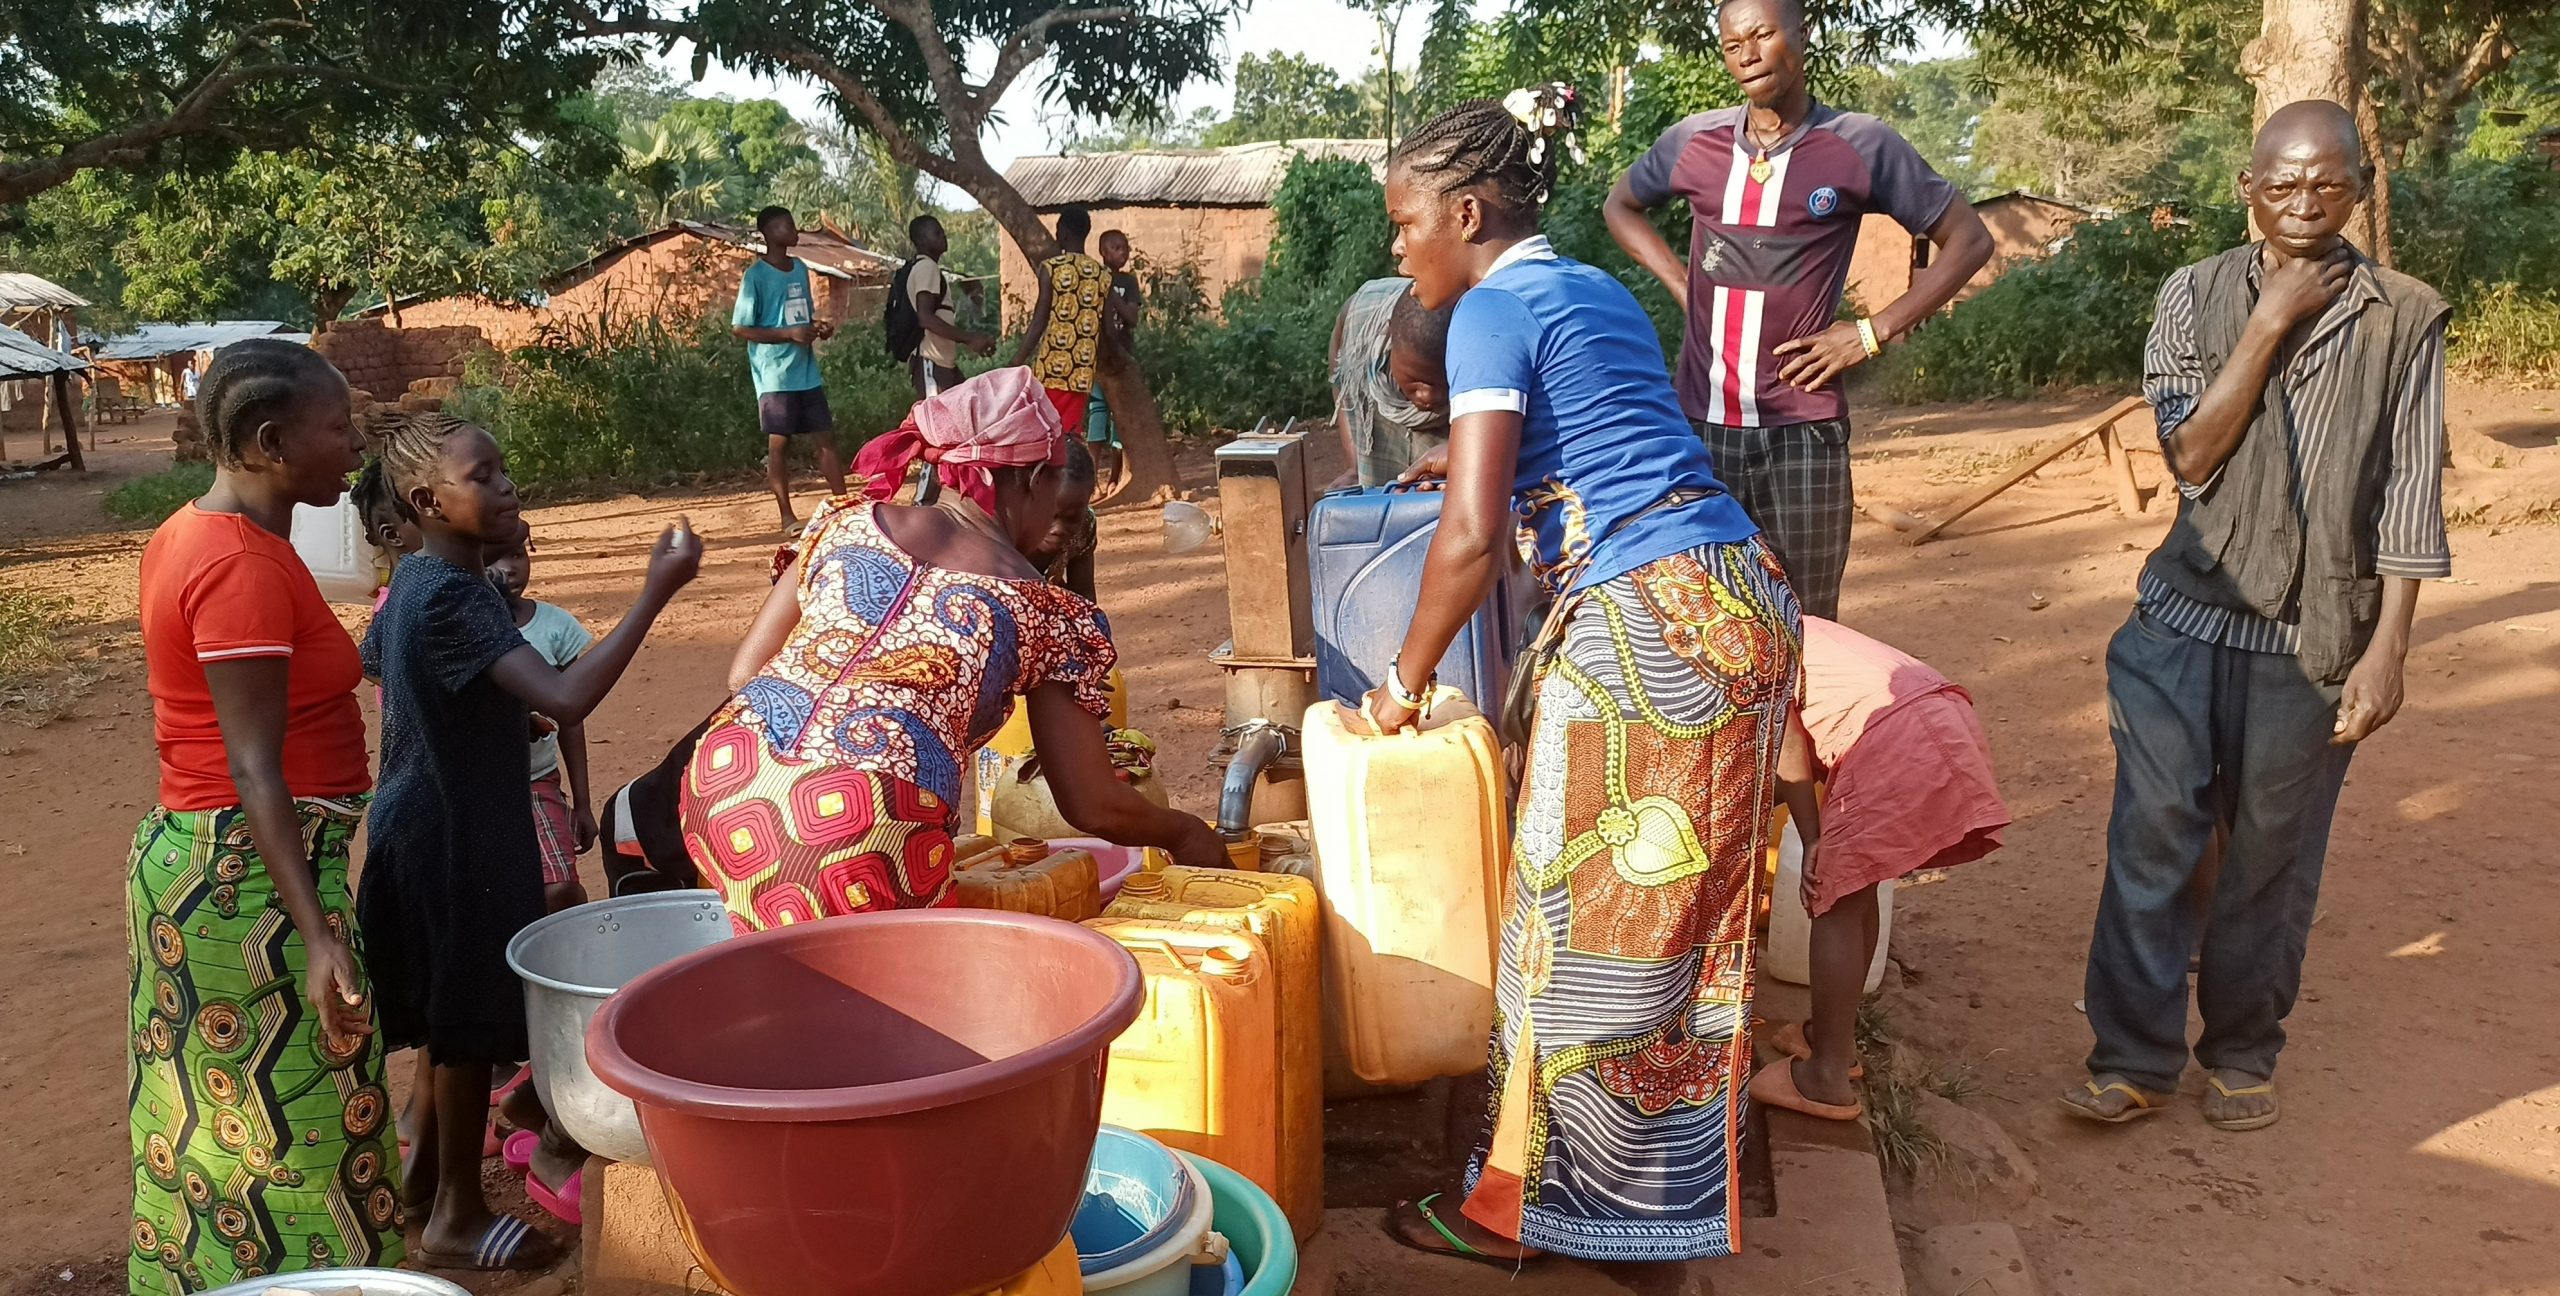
[1699,140,1791,427]
[2137,257,2452,653]
[1460,538,1800,1261]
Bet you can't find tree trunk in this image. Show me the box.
[950,157,1184,505]
[311,283,357,333]
[2242,0,2394,264]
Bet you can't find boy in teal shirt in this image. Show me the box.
[732,205,847,533]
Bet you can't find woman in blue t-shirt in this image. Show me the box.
[1363,85,1802,1267]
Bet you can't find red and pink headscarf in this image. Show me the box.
[852,366,1067,513]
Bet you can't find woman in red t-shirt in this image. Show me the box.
[129,339,405,1291]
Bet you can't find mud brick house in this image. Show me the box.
[998,139,1389,330]
[364,219,900,361]
[1845,190,2098,313]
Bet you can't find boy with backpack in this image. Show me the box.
[889,214,994,399]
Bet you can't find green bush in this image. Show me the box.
[2448,283,2560,384]
[1139,156,1397,434]
[448,317,915,499]
[2394,153,2560,307]
[104,461,215,525]
[1874,205,2249,402]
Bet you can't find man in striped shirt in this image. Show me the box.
[2068,101,2450,1134]
[1604,0,1990,618]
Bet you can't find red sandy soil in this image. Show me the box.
[3,386,2556,1295]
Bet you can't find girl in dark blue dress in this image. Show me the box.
[360,410,701,1270]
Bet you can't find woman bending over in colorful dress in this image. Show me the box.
[682,367,1224,931]
[1368,85,1801,1265]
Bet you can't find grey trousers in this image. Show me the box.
[2083,608,2357,1093]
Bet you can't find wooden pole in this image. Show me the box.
[1903,395,2147,546]
[2099,422,2146,516]
[51,372,85,471]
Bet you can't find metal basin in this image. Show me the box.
[506,890,731,1164]
[199,1268,469,1295]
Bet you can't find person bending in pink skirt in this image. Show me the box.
[1754,615,2012,1120]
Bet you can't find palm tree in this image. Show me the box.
[617,118,733,226]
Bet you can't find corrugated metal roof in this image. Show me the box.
[677,219,901,280]
[533,221,900,299]
[0,272,89,312]
[0,328,88,378]
[1006,139,1390,208]
[91,321,298,361]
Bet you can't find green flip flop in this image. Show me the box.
[1388,1194,1536,1268]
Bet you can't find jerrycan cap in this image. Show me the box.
[1118,873,1171,900]
[1197,944,1254,978]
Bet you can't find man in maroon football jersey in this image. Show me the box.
[1604,0,1991,618]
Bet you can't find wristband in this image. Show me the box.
[1384,654,1434,712]
[1856,316,1883,358]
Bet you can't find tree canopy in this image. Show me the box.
[0,0,609,207]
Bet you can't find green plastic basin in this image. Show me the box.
[1181,1152,1298,1296]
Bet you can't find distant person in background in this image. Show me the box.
[1013,206,1110,434]
[732,204,845,534]
[1328,276,1455,488]
[902,214,995,400]
[1085,229,1143,484]
[1602,0,1990,618]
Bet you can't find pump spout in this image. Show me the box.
[1216,722,1288,839]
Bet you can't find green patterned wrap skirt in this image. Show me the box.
[128,798,404,1294]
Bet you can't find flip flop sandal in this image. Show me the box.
[418,1214,559,1272]
[502,1129,537,1175]
[1767,1020,1866,1079]
[525,1161,585,1226]
[1749,1059,1864,1122]
[2203,1073,2280,1132]
[1385,1194,1533,1268]
[2058,1076,2172,1124]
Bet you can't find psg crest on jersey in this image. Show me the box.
[1807,185,1842,218]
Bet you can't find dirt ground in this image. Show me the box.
[3,386,2557,1295]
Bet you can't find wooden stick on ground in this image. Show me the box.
[1903,395,2147,547]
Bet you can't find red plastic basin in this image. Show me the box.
[586,909,1144,1296]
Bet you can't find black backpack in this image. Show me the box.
[884,258,924,362]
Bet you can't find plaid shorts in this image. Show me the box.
[530,770,579,887]
[1693,417,1853,620]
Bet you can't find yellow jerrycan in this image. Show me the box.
[950,839,1101,921]
[1085,919,1282,1209]
[1102,869,1323,1239]
[1300,689,1509,1087]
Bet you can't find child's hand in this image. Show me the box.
[573,805,599,854]
[647,517,705,598]
[1799,840,1822,916]
[529,713,558,740]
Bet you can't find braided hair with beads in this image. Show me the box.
[194,338,346,470]
[1392,83,1586,212]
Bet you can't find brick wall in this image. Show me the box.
[310,320,494,403]
[1843,197,2095,316]
[378,232,890,359]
